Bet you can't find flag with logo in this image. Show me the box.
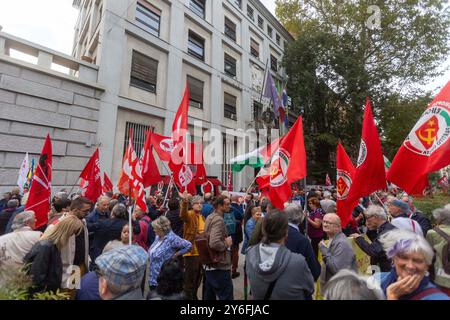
[151,132,175,162]
[17,153,29,194]
[346,98,386,202]
[336,143,359,228]
[262,116,307,209]
[140,131,162,187]
[387,81,450,195]
[25,134,52,229]
[325,173,332,186]
[79,148,102,203]
[103,172,113,193]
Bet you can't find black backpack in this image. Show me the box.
[434,227,450,274]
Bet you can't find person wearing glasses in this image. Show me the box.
[350,205,396,272]
[305,197,325,259]
[319,213,357,287]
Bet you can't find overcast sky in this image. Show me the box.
[0,0,447,93]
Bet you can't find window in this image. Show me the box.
[124,122,152,158]
[267,25,273,38]
[135,1,161,37]
[276,34,281,46]
[188,31,205,61]
[130,50,158,93]
[250,38,259,58]
[224,17,236,42]
[247,5,254,21]
[187,75,204,109]
[224,93,237,120]
[190,0,205,19]
[233,0,241,8]
[270,54,278,72]
[224,53,236,78]
[258,16,263,29]
[253,101,263,121]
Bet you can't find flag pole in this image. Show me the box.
[160,160,180,194]
[128,187,134,245]
[162,177,173,209]
[259,58,270,105]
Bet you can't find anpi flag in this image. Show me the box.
[17,153,29,194]
[79,148,102,203]
[140,131,161,187]
[25,135,52,229]
[265,116,307,209]
[387,81,450,195]
[336,143,359,228]
[346,98,386,202]
[103,172,113,193]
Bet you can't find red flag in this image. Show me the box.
[266,116,307,209]
[140,131,161,187]
[151,132,174,162]
[172,83,189,144]
[79,148,102,203]
[117,130,147,211]
[25,134,52,229]
[346,98,386,202]
[227,171,233,191]
[387,81,450,195]
[336,143,359,228]
[325,173,332,186]
[255,137,283,190]
[169,161,197,195]
[103,172,113,193]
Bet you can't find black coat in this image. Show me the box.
[23,240,62,294]
[355,221,397,272]
[411,211,432,237]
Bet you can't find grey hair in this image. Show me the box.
[432,204,450,225]
[7,199,19,208]
[324,269,385,300]
[11,210,35,230]
[284,203,304,225]
[365,205,387,220]
[323,191,331,198]
[111,203,127,219]
[190,195,204,206]
[379,229,434,265]
[97,195,111,203]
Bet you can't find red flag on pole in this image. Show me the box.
[25,134,52,229]
[140,131,161,187]
[266,116,307,209]
[151,132,175,162]
[79,148,102,203]
[172,82,189,144]
[336,143,359,228]
[387,81,450,195]
[103,172,113,193]
[346,98,386,202]
[325,173,332,186]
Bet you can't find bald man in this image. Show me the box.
[319,213,357,286]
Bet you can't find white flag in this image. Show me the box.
[17,153,29,194]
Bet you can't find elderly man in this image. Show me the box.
[284,203,321,282]
[351,205,396,272]
[86,195,111,230]
[180,192,206,300]
[0,211,42,267]
[401,196,432,236]
[320,191,336,213]
[319,213,357,286]
[96,245,148,300]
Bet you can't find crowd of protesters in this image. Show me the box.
[0,184,449,300]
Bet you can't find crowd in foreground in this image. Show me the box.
[0,185,449,300]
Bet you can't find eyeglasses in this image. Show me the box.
[323,220,338,226]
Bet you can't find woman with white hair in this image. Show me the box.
[324,269,384,300]
[379,229,449,300]
[148,216,192,290]
[0,211,42,267]
[426,204,450,296]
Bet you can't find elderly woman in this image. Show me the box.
[426,204,450,296]
[306,197,325,259]
[324,269,384,300]
[148,216,192,290]
[379,229,449,300]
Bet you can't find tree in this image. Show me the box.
[278,0,450,182]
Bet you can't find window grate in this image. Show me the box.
[124,122,152,158]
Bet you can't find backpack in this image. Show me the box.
[434,227,450,274]
[194,215,225,265]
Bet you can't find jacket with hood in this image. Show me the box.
[245,243,314,300]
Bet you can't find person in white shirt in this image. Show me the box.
[0,210,42,267]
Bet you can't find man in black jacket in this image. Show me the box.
[401,197,433,236]
[351,205,396,272]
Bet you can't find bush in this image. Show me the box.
[414,193,450,222]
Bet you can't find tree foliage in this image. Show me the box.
[277,0,450,182]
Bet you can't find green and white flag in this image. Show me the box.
[230,146,266,172]
[383,155,391,172]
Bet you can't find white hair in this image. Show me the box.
[432,204,450,225]
[365,205,387,220]
[324,269,385,300]
[97,195,111,203]
[11,211,35,230]
[323,191,331,198]
[379,229,434,265]
[284,203,304,225]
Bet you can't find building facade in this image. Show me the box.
[71,0,294,189]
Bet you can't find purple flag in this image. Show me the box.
[263,71,282,117]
